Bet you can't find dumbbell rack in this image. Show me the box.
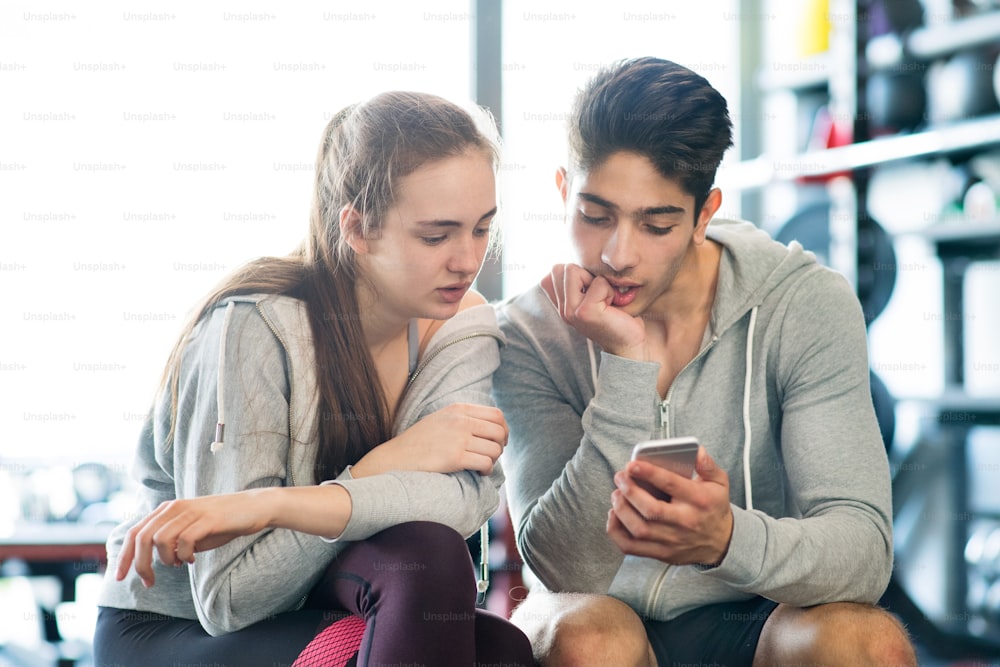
[726,0,1000,658]
[884,222,1000,658]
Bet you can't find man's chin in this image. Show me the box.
[612,301,647,318]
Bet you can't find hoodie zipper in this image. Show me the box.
[254,302,298,487]
[644,333,720,617]
[654,333,720,439]
[405,331,501,387]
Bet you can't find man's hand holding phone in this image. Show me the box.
[607,437,734,567]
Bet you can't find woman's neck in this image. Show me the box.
[355,280,410,351]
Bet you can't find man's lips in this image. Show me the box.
[604,279,640,307]
[610,285,638,307]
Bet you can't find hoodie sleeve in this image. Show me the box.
[172,302,345,636]
[493,293,661,593]
[704,269,894,606]
[325,304,504,541]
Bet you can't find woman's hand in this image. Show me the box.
[116,485,353,587]
[115,489,274,587]
[352,403,508,477]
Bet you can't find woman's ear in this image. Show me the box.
[339,205,368,255]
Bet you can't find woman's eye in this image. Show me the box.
[422,236,447,245]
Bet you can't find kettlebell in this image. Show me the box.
[927,48,1000,124]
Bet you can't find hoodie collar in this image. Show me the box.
[705,218,816,338]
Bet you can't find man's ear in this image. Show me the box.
[339,205,368,254]
[693,188,722,245]
[555,167,570,205]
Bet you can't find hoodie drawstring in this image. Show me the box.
[210,301,235,454]
[742,306,758,511]
[587,338,599,388]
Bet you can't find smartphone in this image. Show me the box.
[629,437,699,501]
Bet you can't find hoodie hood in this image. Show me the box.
[704,218,818,339]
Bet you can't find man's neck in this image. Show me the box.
[646,239,722,329]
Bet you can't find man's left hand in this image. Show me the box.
[607,446,734,567]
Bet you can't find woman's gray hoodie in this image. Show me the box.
[98,295,505,636]
[493,219,893,621]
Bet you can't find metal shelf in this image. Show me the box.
[866,11,1000,70]
[918,219,1000,254]
[719,114,1000,191]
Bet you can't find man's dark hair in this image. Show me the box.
[568,57,734,217]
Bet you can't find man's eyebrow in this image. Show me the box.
[415,206,498,228]
[578,192,618,210]
[641,205,686,216]
[578,192,685,216]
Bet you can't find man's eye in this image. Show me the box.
[646,226,673,236]
[580,213,608,225]
[422,236,447,245]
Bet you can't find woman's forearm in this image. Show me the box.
[262,484,353,539]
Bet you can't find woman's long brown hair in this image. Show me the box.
[160,92,501,482]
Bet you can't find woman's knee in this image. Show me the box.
[369,521,473,572]
[358,521,476,600]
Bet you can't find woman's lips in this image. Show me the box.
[437,284,470,304]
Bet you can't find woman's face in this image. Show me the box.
[358,149,497,322]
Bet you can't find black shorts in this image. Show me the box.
[642,596,779,666]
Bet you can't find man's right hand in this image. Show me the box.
[541,263,648,360]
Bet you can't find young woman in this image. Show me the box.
[93,92,534,667]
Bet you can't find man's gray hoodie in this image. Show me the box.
[493,219,893,621]
[98,295,504,636]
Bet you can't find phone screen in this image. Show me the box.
[630,438,699,501]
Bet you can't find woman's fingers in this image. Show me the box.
[115,526,138,581]
[462,444,503,474]
[469,415,508,449]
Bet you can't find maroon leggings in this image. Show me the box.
[94,521,534,666]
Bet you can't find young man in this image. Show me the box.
[492,57,917,666]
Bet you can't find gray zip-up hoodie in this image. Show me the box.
[493,218,893,621]
[98,294,505,636]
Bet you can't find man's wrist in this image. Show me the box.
[699,511,735,569]
[602,340,647,362]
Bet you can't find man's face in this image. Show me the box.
[559,151,713,318]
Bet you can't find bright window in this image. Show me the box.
[0,0,741,470]
[0,1,474,468]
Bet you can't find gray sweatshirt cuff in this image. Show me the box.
[318,467,410,542]
[591,352,660,419]
[699,506,767,584]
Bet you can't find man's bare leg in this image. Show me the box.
[754,602,918,667]
[510,590,656,667]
